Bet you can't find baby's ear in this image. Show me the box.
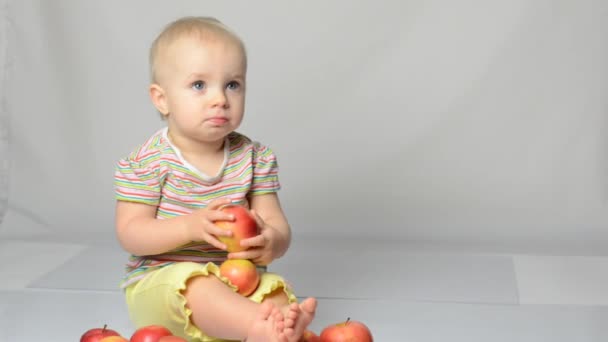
[149,83,169,116]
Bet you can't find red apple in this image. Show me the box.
[99,337,128,342]
[320,318,373,342]
[300,329,321,341]
[80,324,121,342]
[215,205,258,252]
[158,337,188,342]
[129,325,172,342]
[220,259,260,296]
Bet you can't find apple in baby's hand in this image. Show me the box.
[129,325,173,342]
[320,318,373,342]
[215,205,258,252]
[80,324,121,342]
[300,329,321,342]
[220,258,260,296]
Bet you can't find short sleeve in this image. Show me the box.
[250,143,281,195]
[114,157,161,205]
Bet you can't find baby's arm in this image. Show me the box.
[115,198,234,256]
[248,193,291,259]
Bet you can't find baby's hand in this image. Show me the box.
[227,209,281,265]
[186,198,235,250]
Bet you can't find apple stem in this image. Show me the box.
[346,317,351,325]
[102,324,107,332]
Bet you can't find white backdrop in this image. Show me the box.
[0,0,9,225]
[1,0,607,253]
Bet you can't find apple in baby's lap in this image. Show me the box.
[80,325,121,342]
[215,205,258,252]
[320,318,373,342]
[130,325,173,342]
[220,258,260,296]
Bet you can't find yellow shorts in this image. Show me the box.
[124,262,298,342]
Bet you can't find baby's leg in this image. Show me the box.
[183,275,282,341]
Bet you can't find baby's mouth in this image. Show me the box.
[207,117,229,125]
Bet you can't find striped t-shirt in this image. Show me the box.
[114,127,280,288]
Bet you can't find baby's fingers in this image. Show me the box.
[202,232,227,250]
[228,249,262,261]
[239,235,266,248]
[207,197,234,210]
[206,222,233,238]
[206,210,236,224]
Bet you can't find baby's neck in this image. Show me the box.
[167,129,225,156]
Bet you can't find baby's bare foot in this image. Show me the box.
[271,305,286,335]
[246,302,288,342]
[283,297,317,342]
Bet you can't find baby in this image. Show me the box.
[114,16,316,341]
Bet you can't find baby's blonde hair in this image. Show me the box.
[149,16,247,83]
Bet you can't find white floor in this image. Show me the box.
[2,234,608,340]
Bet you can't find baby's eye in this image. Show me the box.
[192,81,206,91]
[227,81,240,90]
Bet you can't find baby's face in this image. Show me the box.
[156,35,247,145]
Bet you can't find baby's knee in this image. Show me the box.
[249,272,298,305]
[261,286,291,306]
[183,273,234,301]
